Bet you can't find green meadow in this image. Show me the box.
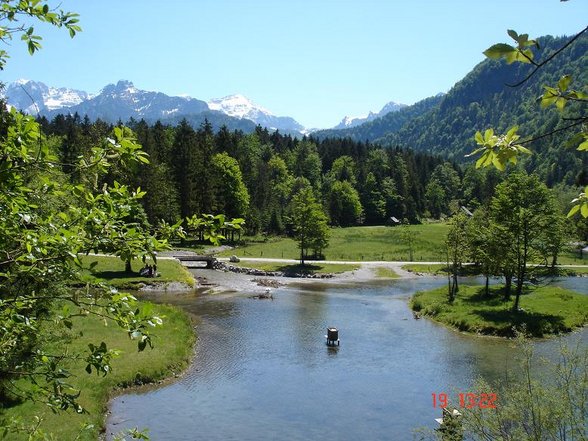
[218,224,450,262]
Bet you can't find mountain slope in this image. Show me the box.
[314,33,586,185]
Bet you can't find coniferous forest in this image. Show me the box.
[37,110,587,240]
[37,114,515,235]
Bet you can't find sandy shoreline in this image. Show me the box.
[189,260,423,295]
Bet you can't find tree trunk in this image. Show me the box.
[503,273,512,301]
[125,259,132,273]
[514,259,527,312]
[551,253,557,269]
[513,290,521,312]
[452,271,459,294]
[485,274,489,296]
[300,239,305,266]
[446,249,453,302]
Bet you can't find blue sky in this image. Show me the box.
[2,0,587,128]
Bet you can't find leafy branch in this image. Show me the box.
[468,25,588,217]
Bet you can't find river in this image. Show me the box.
[106,275,587,440]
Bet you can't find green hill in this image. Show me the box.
[315,33,588,186]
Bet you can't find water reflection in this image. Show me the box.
[108,276,587,441]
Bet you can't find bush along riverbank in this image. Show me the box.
[410,285,588,337]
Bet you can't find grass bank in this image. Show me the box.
[403,263,448,275]
[79,255,195,289]
[218,224,450,262]
[403,263,588,277]
[1,301,196,440]
[410,285,588,337]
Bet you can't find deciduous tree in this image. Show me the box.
[290,187,329,264]
[490,172,562,310]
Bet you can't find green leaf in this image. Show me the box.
[517,145,532,155]
[484,128,494,142]
[507,29,518,41]
[492,156,505,171]
[558,75,571,92]
[483,43,515,60]
[541,94,558,109]
[506,125,519,138]
[582,204,588,218]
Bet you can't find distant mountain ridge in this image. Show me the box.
[45,80,210,122]
[3,79,306,134]
[4,79,92,114]
[314,94,444,141]
[332,101,407,129]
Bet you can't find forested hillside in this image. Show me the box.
[38,114,511,233]
[316,33,587,186]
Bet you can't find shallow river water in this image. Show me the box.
[107,276,587,440]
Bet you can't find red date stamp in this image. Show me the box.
[432,392,497,409]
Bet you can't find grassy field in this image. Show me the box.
[213,224,588,266]
[411,285,588,337]
[558,266,588,275]
[229,260,359,274]
[1,301,195,440]
[218,224,450,262]
[78,255,195,289]
[557,248,588,265]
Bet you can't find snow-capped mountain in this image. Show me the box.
[43,80,210,122]
[3,79,306,135]
[333,101,407,129]
[208,94,304,134]
[208,94,270,119]
[4,79,92,114]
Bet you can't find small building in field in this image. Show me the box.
[389,216,401,226]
